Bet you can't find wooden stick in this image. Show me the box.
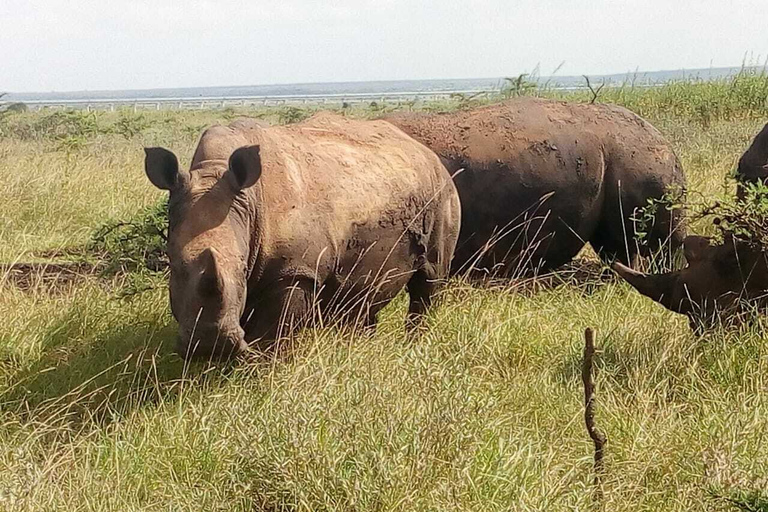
[582,327,607,501]
[582,76,606,104]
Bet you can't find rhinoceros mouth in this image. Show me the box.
[177,326,248,361]
[612,262,679,311]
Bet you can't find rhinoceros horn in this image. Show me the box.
[198,247,225,297]
[612,262,677,311]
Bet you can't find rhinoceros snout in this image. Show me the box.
[176,328,248,361]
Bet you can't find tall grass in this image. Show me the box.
[1,76,768,511]
[561,71,768,124]
[1,279,766,511]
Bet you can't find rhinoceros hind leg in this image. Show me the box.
[590,233,639,269]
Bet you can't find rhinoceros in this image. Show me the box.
[144,115,460,359]
[613,235,768,330]
[736,122,768,199]
[385,98,687,277]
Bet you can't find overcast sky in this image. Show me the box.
[3,0,767,92]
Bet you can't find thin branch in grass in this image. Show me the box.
[708,487,768,512]
[153,225,168,243]
[92,221,132,241]
[582,327,607,502]
[583,76,606,104]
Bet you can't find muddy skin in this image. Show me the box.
[614,235,768,331]
[145,115,460,360]
[384,97,687,278]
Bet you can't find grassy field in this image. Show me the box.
[1,76,768,511]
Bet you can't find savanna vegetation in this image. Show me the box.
[1,71,767,511]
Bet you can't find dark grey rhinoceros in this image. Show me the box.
[735,122,768,199]
[614,235,768,330]
[385,97,687,277]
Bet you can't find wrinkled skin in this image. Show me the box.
[145,115,460,360]
[613,235,768,330]
[736,122,768,199]
[385,98,687,277]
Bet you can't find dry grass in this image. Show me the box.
[1,84,767,511]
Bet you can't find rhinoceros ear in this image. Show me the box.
[144,147,185,191]
[683,236,712,264]
[227,145,262,191]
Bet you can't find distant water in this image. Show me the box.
[5,66,762,103]
[7,78,504,103]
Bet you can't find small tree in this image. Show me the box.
[0,93,26,117]
[501,74,538,98]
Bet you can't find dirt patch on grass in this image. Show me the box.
[467,259,617,295]
[0,258,614,297]
[0,262,100,293]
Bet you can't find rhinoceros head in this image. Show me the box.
[613,235,768,330]
[144,145,262,359]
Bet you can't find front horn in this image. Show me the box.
[612,262,678,311]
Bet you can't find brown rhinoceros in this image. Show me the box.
[736,122,768,199]
[613,235,768,330]
[384,98,687,277]
[144,115,460,359]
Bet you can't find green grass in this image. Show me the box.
[1,76,768,511]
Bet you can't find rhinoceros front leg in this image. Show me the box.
[405,267,440,332]
[241,279,314,351]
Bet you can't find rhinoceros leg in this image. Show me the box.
[242,279,313,350]
[591,218,684,270]
[590,151,686,270]
[405,267,440,332]
[589,213,639,268]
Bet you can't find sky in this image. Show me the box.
[3,0,767,93]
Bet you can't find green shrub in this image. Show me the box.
[88,197,169,275]
[500,73,539,98]
[113,110,152,138]
[632,185,687,246]
[0,109,102,142]
[4,102,28,113]
[275,106,312,124]
[700,181,768,248]
[34,110,101,140]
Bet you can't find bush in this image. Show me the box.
[88,198,169,275]
[34,110,101,140]
[4,102,28,113]
[275,106,312,124]
[0,109,102,142]
[700,181,768,248]
[113,110,152,138]
[501,73,539,98]
[632,185,687,247]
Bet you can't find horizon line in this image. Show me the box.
[5,63,765,97]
